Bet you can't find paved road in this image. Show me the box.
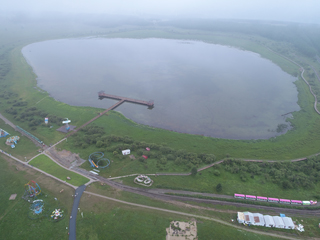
[69,185,86,240]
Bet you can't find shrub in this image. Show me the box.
[216,183,222,192]
[191,167,197,176]
[213,170,220,176]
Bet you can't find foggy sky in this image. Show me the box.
[2,0,320,23]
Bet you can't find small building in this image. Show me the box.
[166,220,197,240]
[273,216,284,228]
[264,215,275,227]
[243,212,254,224]
[282,217,295,229]
[252,213,265,226]
[237,212,245,223]
[122,149,130,155]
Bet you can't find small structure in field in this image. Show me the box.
[134,175,153,187]
[166,220,197,240]
[273,216,284,228]
[264,215,275,227]
[122,149,130,155]
[6,136,20,146]
[238,211,295,230]
[252,213,265,226]
[0,129,9,138]
[9,194,17,200]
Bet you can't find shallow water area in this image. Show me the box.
[22,38,300,139]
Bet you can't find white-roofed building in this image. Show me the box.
[252,213,265,226]
[237,212,245,223]
[122,149,130,155]
[282,217,295,229]
[243,212,254,224]
[263,215,275,227]
[273,216,284,228]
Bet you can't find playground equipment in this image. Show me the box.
[6,136,20,147]
[23,180,41,199]
[0,128,9,138]
[134,175,153,186]
[51,208,64,221]
[62,118,71,131]
[30,199,44,215]
[88,152,110,169]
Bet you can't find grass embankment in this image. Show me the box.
[29,155,89,186]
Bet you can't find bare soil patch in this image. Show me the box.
[46,147,86,168]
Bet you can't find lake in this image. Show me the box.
[22,38,300,139]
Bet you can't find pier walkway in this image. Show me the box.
[98,91,154,108]
[65,99,125,137]
[66,93,154,137]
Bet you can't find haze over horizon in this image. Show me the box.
[2,0,320,24]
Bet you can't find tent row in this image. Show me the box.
[237,212,295,229]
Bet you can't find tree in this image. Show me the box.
[191,167,198,176]
[216,183,222,192]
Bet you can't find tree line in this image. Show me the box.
[73,125,216,171]
[222,157,320,192]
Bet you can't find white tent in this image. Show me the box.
[122,149,130,155]
[252,213,265,226]
[282,217,295,229]
[263,215,275,227]
[237,212,245,223]
[243,212,254,224]
[273,216,284,228]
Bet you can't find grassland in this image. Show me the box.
[78,190,288,240]
[82,182,320,239]
[117,167,320,201]
[0,152,299,240]
[29,155,89,186]
[0,155,74,240]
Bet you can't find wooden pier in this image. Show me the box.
[98,91,154,108]
[65,92,154,137]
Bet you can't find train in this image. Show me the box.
[234,193,317,206]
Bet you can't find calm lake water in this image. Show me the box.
[22,38,300,139]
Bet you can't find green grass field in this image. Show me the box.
[29,155,89,186]
[0,155,75,240]
[77,192,284,240]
